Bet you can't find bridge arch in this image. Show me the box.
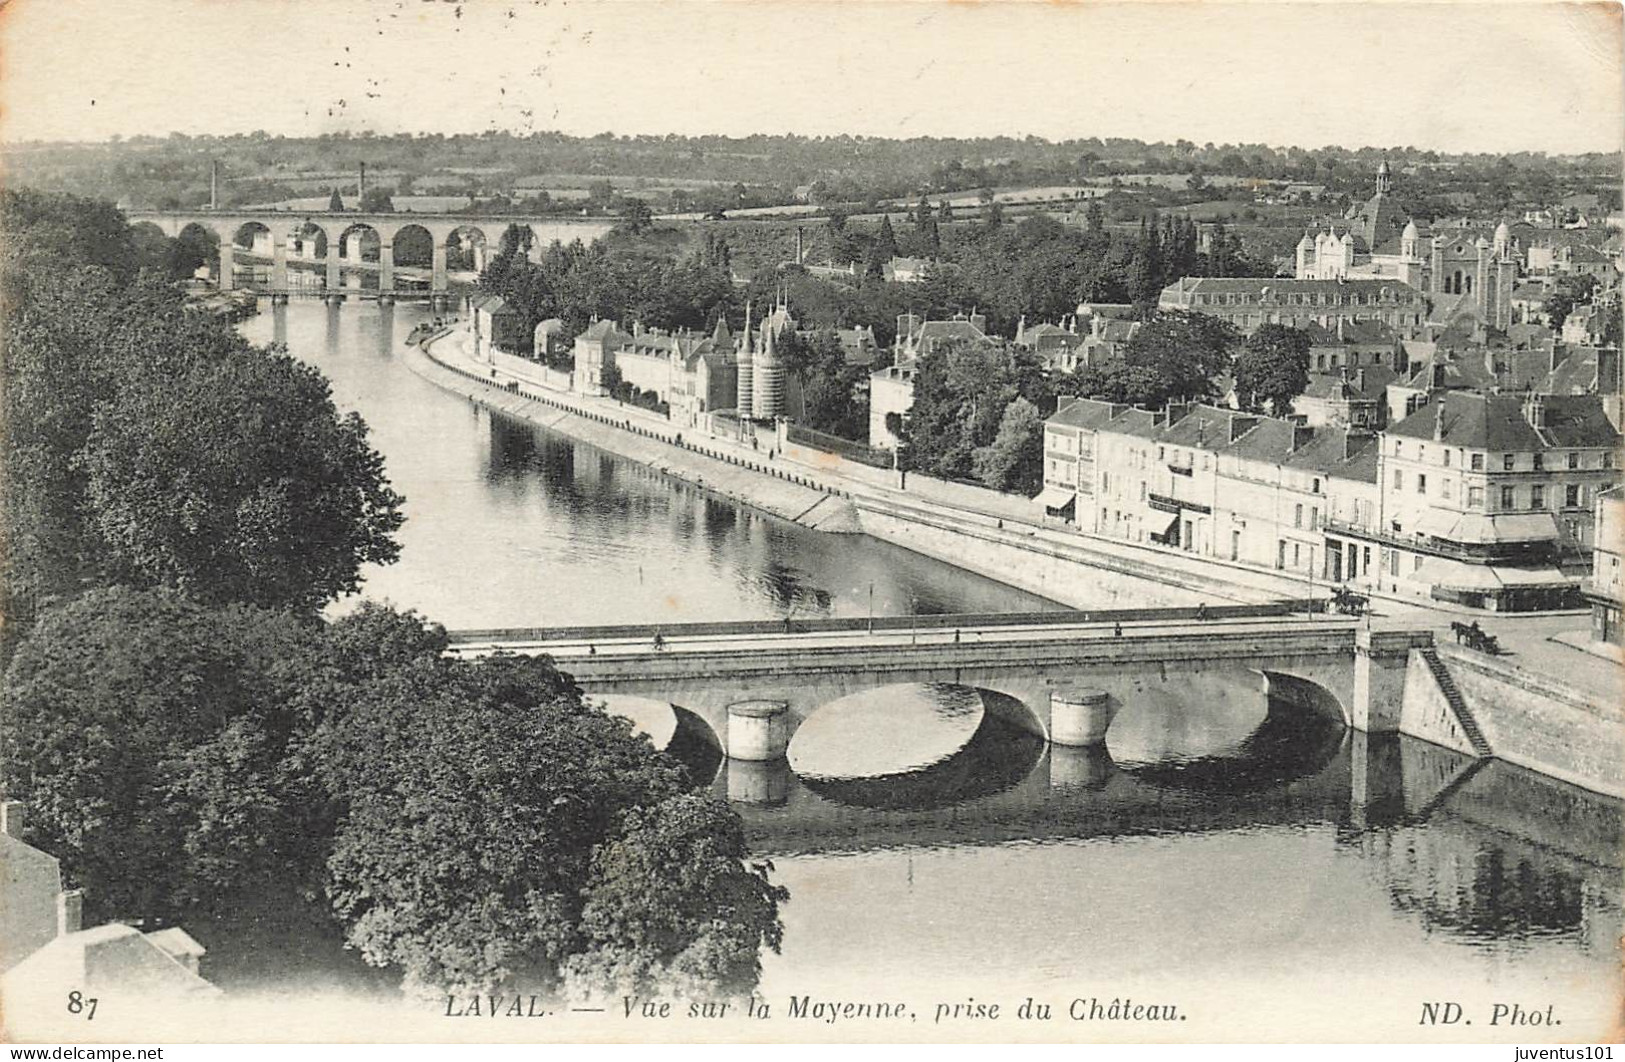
[445,224,490,274]
[1256,669,1349,725]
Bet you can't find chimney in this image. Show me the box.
[1165,401,1191,425]
[1433,399,1448,440]
[1524,393,1547,429]
[57,888,83,937]
[1229,415,1258,442]
[1355,367,1367,393]
[1290,423,1314,452]
[1,800,24,838]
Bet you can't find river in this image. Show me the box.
[220,299,1622,1040]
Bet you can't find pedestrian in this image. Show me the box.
[1114,621,1123,637]
[953,629,961,644]
[587,643,596,656]
[1196,603,1209,621]
[652,632,665,652]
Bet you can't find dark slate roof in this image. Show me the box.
[915,320,988,345]
[1302,319,1400,345]
[1284,428,1380,482]
[1048,397,1125,430]
[1303,365,1395,400]
[1386,392,1620,450]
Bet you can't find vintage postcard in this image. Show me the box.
[1,0,1621,1048]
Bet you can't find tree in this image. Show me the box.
[358,187,395,213]
[1084,199,1105,235]
[972,397,1046,495]
[1543,273,1599,330]
[563,794,788,998]
[316,648,770,996]
[78,311,404,613]
[1110,310,1239,407]
[615,197,655,236]
[328,187,345,212]
[875,215,898,262]
[1234,323,1311,416]
[0,588,321,921]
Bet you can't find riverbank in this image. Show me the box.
[402,333,863,534]
[413,327,1301,607]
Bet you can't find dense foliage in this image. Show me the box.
[1,188,404,623]
[1234,324,1312,417]
[0,190,786,1001]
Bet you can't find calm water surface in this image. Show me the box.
[222,301,1622,1031]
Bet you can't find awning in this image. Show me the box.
[1415,557,1501,591]
[1492,566,1570,587]
[1488,513,1561,542]
[1414,557,1573,591]
[1035,486,1076,510]
[1141,507,1180,538]
[1417,510,1560,545]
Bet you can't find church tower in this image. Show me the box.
[1376,158,1392,197]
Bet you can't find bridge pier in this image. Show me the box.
[217,239,235,292]
[431,242,448,298]
[1353,629,1432,732]
[1049,687,1118,747]
[325,249,342,295]
[271,232,288,293]
[378,245,395,295]
[726,700,790,762]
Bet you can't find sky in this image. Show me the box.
[2,0,1621,155]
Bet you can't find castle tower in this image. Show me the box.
[736,302,755,419]
[752,311,785,419]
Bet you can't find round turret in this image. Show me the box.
[1402,219,1420,240]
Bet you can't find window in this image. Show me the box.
[1393,470,1404,491]
[1395,441,1403,457]
[1311,506,1320,529]
[1567,452,1579,470]
[1503,454,1516,471]
[1312,477,1322,493]
[1471,453,1484,471]
[1294,503,1303,529]
[1532,485,1545,508]
[1443,450,1452,467]
[1501,485,1516,509]
[1468,485,1483,507]
[1566,484,1581,508]
[1533,453,1545,471]
[1417,474,1427,495]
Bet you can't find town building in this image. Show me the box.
[469,293,523,363]
[1358,392,1620,610]
[1158,276,1426,335]
[868,312,996,448]
[0,801,217,1002]
[1293,365,1393,430]
[1584,487,1623,644]
[1041,389,1621,611]
[571,319,632,396]
[1292,163,1521,332]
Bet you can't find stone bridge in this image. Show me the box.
[450,614,1433,761]
[127,209,616,300]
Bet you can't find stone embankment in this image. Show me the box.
[402,335,862,534]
